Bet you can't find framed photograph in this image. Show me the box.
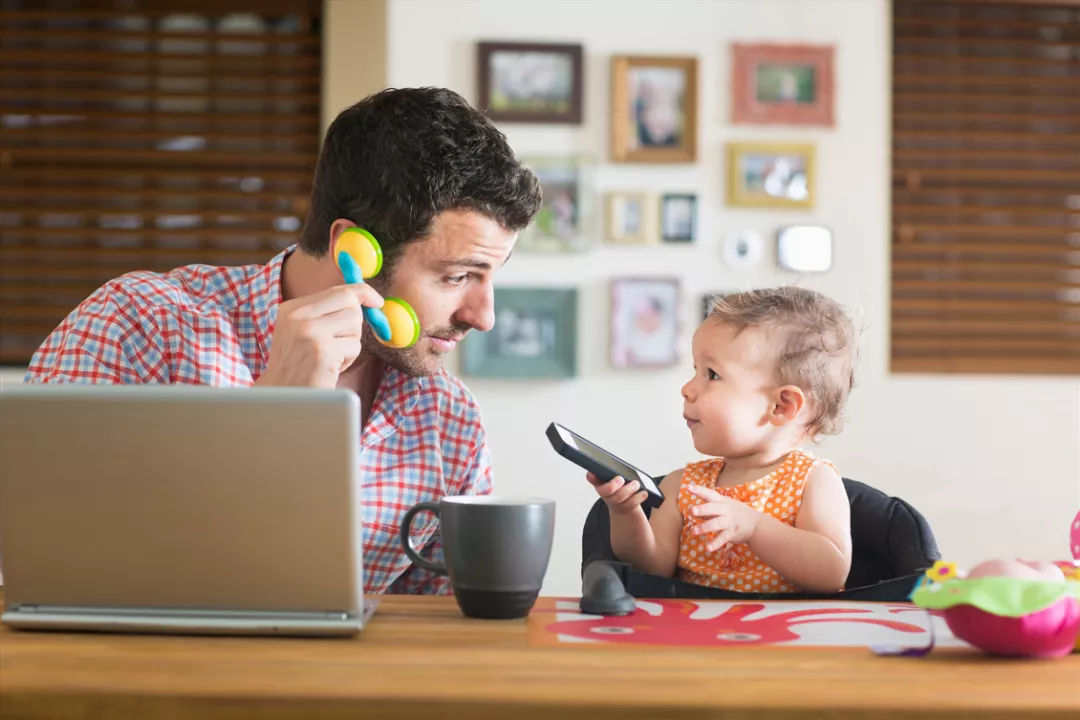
[660,193,696,243]
[519,156,594,252]
[604,192,657,244]
[726,141,815,209]
[477,41,583,124]
[610,277,681,369]
[731,43,834,127]
[610,55,698,163]
[701,291,731,321]
[461,287,577,378]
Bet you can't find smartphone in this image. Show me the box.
[545,422,664,504]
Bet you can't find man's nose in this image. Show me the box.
[455,282,495,332]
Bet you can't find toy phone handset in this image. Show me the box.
[545,422,664,505]
[335,227,421,349]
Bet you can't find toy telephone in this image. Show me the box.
[335,227,420,349]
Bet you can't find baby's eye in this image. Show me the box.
[707,369,721,380]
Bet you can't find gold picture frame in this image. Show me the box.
[604,192,657,244]
[610,55,698,164]
[726,141,815,209]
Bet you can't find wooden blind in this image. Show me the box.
[0,2,321,365]
[891,0,1080,375]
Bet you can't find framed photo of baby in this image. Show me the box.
[731,43,834,127]
[610,277,681,369]
[610,55,698,163]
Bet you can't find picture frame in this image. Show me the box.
[610,55,698,163]
[731,43,835,127]
[477,41,584,124]
[610,277,681,369]
[659,193,696,243]
[461,287,577,378]
[518,156,594,252]
[701,291,731,321]
[604,192,657,244]
[726,141,815,209]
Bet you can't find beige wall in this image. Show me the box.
[349,0,1080,596]
[322,0,387,135]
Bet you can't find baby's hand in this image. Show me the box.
[686,484,761,551]
[586,472,647,516]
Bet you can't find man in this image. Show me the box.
[25,87,543,595]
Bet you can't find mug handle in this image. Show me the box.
[398,501,447,575]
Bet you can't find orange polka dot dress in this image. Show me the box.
[676,449,835,593]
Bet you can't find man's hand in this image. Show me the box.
[685,484,762,551]
[255,284,384,388]
[587,472,648,517]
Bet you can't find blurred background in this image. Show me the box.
[1,0,1077,595]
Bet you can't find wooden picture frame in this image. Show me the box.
[610,55,698,163]
[477,41,583,124]
[726,141,815,209]
[461,287,577,378]
[731,43,834,127]
[610,277,681,369]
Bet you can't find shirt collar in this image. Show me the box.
[249,245,293,362]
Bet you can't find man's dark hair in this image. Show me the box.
[300,87,542,273]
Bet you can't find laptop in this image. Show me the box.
[0,385,375,636]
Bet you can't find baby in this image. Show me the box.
[588,286,857,593]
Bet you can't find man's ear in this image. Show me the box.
[769,385,806,426]
[327,218,358,261]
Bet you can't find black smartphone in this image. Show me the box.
[545,422,664,504]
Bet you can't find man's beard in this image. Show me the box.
[361,321,471,378]
[361,322,433,377]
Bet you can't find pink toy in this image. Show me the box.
[1071,509,1080,560]
[952,560,1076,658]
[904,513,1080,658]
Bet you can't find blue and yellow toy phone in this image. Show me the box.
[335,227,420,349]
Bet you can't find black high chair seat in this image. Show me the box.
[580,477,940,611]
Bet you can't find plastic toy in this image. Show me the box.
[335,227,420,349]
[911,558,1080,658]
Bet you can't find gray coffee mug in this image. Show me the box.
[399,495,555,619]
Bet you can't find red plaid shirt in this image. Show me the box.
[25,247,493,595]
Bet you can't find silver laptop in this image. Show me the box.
[0,385,374,636]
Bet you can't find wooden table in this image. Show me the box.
[2,593,1078,719]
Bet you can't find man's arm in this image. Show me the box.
[26,288,169,384]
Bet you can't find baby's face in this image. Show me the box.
[681,321,785,458]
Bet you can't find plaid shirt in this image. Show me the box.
[25,247,493,595]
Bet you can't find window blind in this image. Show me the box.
[891,0,1080,374]
[0,1,321,365]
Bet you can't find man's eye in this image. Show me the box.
[446,274,469,286]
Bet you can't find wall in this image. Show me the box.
[377,0,1080,595]
[5,1,1075,596]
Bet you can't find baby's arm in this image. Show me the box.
[746,463,852,592]
[589,469,684,577]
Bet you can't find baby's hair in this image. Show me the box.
[707,287,857,436]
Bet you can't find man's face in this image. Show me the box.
[367,209,517,376]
